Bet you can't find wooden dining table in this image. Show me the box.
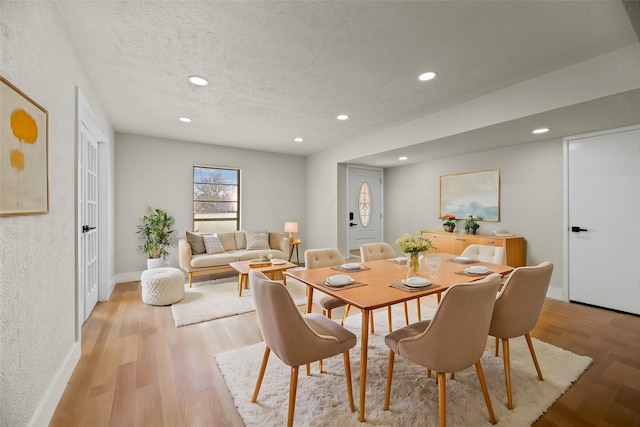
[285,252,514,422]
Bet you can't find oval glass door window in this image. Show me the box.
[359,182,371,227]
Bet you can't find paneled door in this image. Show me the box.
[566,125,640,315]
[79,121,99,321]
[347,166,383,256]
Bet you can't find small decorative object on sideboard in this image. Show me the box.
[396,233,433,278]
[464,215,483,235]
[440,213,456,232]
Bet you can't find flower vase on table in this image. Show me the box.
[406,252,421,278]
[396,233,433,279]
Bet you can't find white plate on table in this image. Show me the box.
[453,256,473,264]
[341,263,362,270]
[402,277,431,288]
[326,274,354,287]
[271,259,286,265]
[465,266,490,275]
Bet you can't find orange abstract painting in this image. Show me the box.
[1,77,49,216]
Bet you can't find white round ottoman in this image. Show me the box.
[141,267,185,305]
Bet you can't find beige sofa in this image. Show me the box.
[179,230,290,287]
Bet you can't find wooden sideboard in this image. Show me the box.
[420,229,526,267]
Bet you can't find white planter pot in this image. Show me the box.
[146,258,165,270]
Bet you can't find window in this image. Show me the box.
[193,165,240,233]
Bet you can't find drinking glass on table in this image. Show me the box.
[425,256,441,279]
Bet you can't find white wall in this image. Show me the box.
[384,140,564,291]
[114,133,306,281]
[0,2,114,426]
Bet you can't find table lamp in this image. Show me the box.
[284,221,298,243]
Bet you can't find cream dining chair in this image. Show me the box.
[360,242,414,331]
[461,244,506,265]
[489,261,553,409]
[249,270,357,427]
[384,274,502,427]
[304,248,349,320]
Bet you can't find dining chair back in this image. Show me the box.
[384,274,502,426]
[249,269,357,427]
[489,261,554,409]
[461,244,506,265]
[359,242,396,262]
[304,248,347,319]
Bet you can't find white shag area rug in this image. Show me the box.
[171,277,308,327]
[216,309,592,426]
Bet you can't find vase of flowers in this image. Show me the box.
[396,233,434,277]
[440,214,456,232]
[464,215,483,235]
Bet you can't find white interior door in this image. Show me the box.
[567,125,640,315]
[347,166,383,256]
[79,120,99,321]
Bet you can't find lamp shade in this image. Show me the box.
[284,222,298,233]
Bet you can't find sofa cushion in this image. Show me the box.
[191,252,239,268]
[246,231,270,250]
[203,234,225,254]
[217,232,237,251]
[186,231,206,255]
[235,230,268,250]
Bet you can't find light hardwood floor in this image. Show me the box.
[51,277,640,426]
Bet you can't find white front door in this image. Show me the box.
[80,121,99,321]
[347,166,383,256]
[566,125,640,315]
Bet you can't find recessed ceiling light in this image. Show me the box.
[532,128,550,134]
[337,114,349,121]
[178,117,192,123]
[294,137,303,142]
[188,75,208,86]
[399,156,408,161]
[418,71,437,81]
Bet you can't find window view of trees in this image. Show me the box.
[193,166,240,233]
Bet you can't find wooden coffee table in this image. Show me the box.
[229,260,297,297]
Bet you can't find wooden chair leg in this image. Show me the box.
[370,312,375,334]
[327,308,332,319]
[341,304,351,325]
[252,346,271,403]
[306,364,310,376]
[437,292,441,303]
[416,298,421,322]
[450,372,455,380]
[287,366,299,427]
[437,372,447,427]
[495,336,500,357]
[404,301,410,324]
[343,351,355,412]
[475,361,497,424]
[387,306,393,332]
[383,351,395,410]
[525,333,544,381]
[502,338,513,410]
[427,368,432,378]
[319,359,323,373]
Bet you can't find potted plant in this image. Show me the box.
[464,215,483,235]
[439,214,456,232]
[137,208,176,269]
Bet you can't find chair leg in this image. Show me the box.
[343,351,355,412]
[383,351,395,410]
[370,312,375,334]
[327,308,332,319]
[495,337,500,357]
[437,372,447,427]
[306,364,310,376]
[319,359,323,373]
[415,298,421,322]
[475,361,497,424]
[502,338,514,410]
[252,346,271,403]
[341,304,351,325]
[287,366,299,427]
[525,333,544,381]
[387,306,393,332]
[404,301,410,324]
[450,372,455,380]
[427,368,432,378]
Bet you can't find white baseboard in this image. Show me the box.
[546,286,565,301]
[28,341,81,427]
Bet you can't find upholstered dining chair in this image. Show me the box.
[304,248,348,320]
[461,244,506,265]
[384,274,502,427]
[360,242,413,331]
[489,261,553,410]
[249,270,357,427]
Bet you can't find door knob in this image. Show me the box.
[349,222,357,227]
[571,226,588,233]
[82,225,96,233]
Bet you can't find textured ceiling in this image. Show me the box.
[56,1,639,161]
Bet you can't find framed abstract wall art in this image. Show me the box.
[0,76,49,216]
[440,169,500,221]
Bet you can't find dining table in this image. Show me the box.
[285,252,514,422]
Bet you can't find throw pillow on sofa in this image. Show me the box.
[186,231,206,255]
[203,234,225,254]
[245,231,270,250]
